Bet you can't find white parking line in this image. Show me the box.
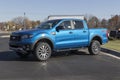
[0,35,10,38]
[101,52,120,60]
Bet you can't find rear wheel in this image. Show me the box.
[35,42,52,61]
[88,40,101,55]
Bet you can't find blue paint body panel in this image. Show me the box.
[9,19,108,51]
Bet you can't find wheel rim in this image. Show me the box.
[92,42,100,54]
[37,44,50,60]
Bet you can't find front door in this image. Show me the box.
[55,20,75,49]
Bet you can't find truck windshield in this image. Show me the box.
[37,20,60,29]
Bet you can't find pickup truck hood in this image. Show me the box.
[12,29,48,35]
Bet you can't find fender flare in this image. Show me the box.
[32,37,54,50]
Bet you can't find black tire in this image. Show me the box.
[16,52,30,58]
[70,50,78,54]
[88,40,101,55]
[35,42,52,61]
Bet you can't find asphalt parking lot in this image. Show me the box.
[0,34,120,80]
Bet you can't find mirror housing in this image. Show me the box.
[56,27,59,32]
[56,26,64,32]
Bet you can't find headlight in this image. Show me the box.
[21,34,33,39]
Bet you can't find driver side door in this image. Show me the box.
[55,20,75,49]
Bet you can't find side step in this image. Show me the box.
[56,47,87,52]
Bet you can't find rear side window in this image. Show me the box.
[73,20,84,29]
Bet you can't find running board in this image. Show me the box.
[56,47,87,52]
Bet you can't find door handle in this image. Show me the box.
[69,32,73,34]
[83,31,86,33]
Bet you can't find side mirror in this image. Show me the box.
[56,27,59,32]
[56,26,64,32]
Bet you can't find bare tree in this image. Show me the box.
[12,16,34,30]
[108,15,120,30]
[101,19,108,28]
[87,16,100,28]
[12,16,25,30]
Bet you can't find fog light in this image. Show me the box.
[26,48,30,50]
[22,45,30,51]
[26,45,30,50]
[22,46,26,49]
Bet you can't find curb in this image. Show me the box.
[0,31,11,34]
[0,35,10,38]
[101,48,120,57]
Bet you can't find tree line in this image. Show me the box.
[86,15,120,30]
[0,15,120,31]
[0,16,40,31]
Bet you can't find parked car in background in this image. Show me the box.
[110,30,120,39]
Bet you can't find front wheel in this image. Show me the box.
[88,40,101,55]
[35,42,52,61]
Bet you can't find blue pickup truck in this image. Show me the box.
[9,19,108,61]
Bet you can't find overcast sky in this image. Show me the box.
[0,0,120,21]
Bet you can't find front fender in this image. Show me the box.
[31,33,55,50]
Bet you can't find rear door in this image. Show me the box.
[71,20,89,47]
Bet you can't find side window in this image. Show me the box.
[73,20,84,29]
[59,21,72,30]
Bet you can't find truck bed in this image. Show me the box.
[89,28,108,44]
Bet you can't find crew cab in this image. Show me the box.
[9,19,108,61]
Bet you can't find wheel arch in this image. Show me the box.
[33,38,54,50]
[90,36,102,45]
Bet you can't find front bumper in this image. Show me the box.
[9,47,27,53]
[9,41,34,53]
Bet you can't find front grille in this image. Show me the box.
[10,35,21,41]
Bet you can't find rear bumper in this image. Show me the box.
[102,38,109,45]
